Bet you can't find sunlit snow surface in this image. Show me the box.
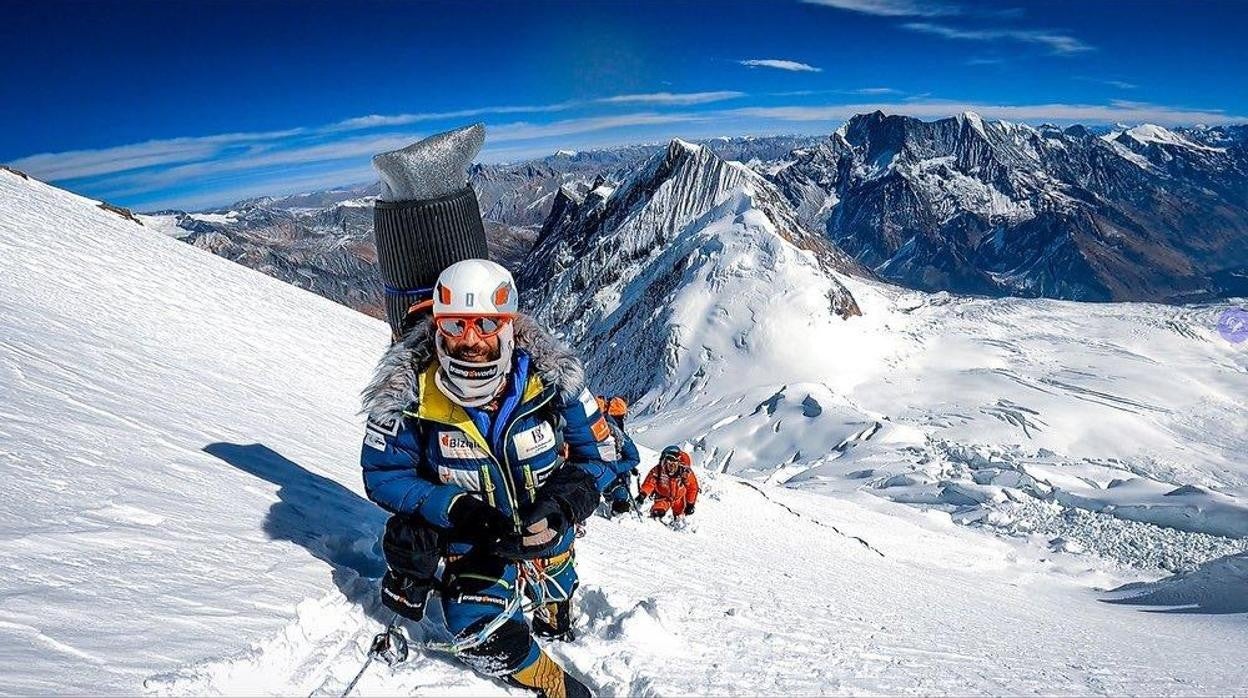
[1,170,1246,696]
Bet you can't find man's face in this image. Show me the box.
[442,326,501,363]
[662,457,680,474]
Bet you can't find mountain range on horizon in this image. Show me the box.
[79,110,1248,312]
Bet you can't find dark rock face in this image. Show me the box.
[771,112,1248,302]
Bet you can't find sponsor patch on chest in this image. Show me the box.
[438,432,490,459]
[512,422,556,460]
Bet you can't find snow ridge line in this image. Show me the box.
[736,480,885,557]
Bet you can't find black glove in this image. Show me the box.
[630,468,640,478]
[634,494,646,506]
[447,495,515,546]
[495,498,567,559]
[685,504,696,516]
[496,465,597,559]
[381,570,433,622]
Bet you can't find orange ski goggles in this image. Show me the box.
[435,314,514,339]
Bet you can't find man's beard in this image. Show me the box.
[451,344,501,363]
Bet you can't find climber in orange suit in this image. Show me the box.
[636,445,699,520]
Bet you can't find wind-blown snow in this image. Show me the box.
[1,169,1246,696]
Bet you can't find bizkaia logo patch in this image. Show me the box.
[438,432,488,459]
[513,422,555,459]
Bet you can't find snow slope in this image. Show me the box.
[0,172,389,693]
[1,170,1247,696]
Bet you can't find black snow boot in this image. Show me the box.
[532,600,575,642]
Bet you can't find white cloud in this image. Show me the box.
[325,103,577,132]
[1076,76,1138,90]
[6,93,742,182]
[595,91,745,105]
[327,92,744,131]
[90,111,713,204]
[847,87,903,95]
[7,128,305,181]
[902,22,1093,54]
[799,0,960,17]
[738,59,823,73]
[489,112,708,142]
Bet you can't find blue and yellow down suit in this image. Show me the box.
[360,316,622,677]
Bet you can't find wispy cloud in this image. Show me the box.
[7,92,741,183]
[846,87,903,95]
[326,92,745,130]
[72,111,713,205]
[1076,76,1138,90]
[738,59,823,73]
[327,104,576,132]
[902,21,1093,54]
[489,112,708,142]
[595,91,745,105]
[965,57,1006,66]
[730,99,1247,125]
[799,0,960,17]
[7,128,305,180]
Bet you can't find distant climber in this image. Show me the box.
[636,446,699,520]
[597,396,641,516]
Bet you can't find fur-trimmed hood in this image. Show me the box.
[361,314,587,423]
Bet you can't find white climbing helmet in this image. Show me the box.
[432,258,519,317]
[431,259,519,407]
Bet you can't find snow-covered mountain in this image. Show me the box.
[519,139,864,406]
[3,157,1247,696]
[771,111,1248,302]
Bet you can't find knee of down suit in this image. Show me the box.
[602,417,640,505]
[360,315,618,675]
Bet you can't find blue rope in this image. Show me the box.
[383,284,434,297]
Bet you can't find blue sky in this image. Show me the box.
[3,0,1245,211]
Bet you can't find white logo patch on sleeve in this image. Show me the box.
[578,389,599,418]
[438,432,490,460]
[513,422,555,460]
[364,430,387,451]
[367,415,400,437]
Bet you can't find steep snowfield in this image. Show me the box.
[1,169,1246,696]
[0,172,388,693]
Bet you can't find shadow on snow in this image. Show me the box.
[203,442,392,626]
[1102,551,1248,615]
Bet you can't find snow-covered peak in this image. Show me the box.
[958,110,987,136]
[1122,123,1226,152]
[522,139,861,406]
